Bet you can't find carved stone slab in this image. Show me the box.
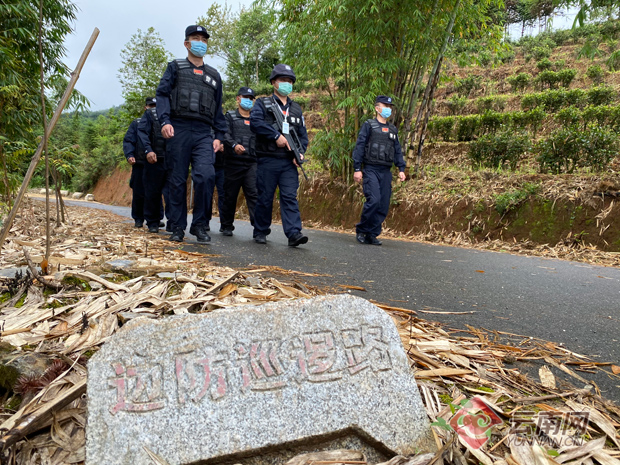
[86,295,435,464]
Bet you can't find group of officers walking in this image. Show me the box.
[123,25,406,247]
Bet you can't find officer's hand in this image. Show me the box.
[275,135,291,151]
[162,124,174,139]
[398,171,406,182]
[146,152,157,164]
[354,171,363,183]
[234,145,246,155]
[127,157,136,165]
[293,153,304,167]
[213,139,223,153]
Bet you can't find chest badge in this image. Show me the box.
[244,120,250,125]
[193,69,204,75]
[382,127,389,133]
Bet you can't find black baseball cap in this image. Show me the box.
[145,97,156,106]
[237,87,255,98]
[269,64,296,83]
[185,25,210,39]
[375,95,394,105]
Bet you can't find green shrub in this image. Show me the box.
[498,48,516,64]
[582,105,607,127]
[586,64,605,84]
[607,50,620,71]
[557,69,577,88]
[536,70,560,89]
[480,110,504,134]
[428,116,455,141]
[468,131,532,171]
[475,96,506,113]
[494,183,540,216]
[456,115,480,141]
[555,106,581,127]
[536,58,553,71]
[507,73,531,93]
[536,126,618,173]
[530,45,552,62]
[455,75,482,97]
[521,93,540,110]
[540,89,566,112]
[523,107,546,136]
[445,95,468,115]
[587,85,615,106]
[565,89,587,107]
[478,50,492,67]
[554,59,566,70]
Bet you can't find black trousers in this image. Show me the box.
[220,162,258,230]
[129,163,145,222]
[143,159,169,228]
[206,165,225,226]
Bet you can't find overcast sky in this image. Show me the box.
[63,1,577,111]
[63,0,252,110]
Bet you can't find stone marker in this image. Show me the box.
[87,295,436,465]
[72,192,83,199]
[85,193,95,201]
[60,189,69,196]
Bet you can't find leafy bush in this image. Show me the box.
[494,183,540,216]
[555,106,581,127]
[536,126,619,173]
[557,69,577,88]
[521,93,540,111]
[541,89,567,112]
[536,70,560,89]
[445,95,467,115]
[587,85,615,106]
[507,73,531,93]
[529,46,552,62]
[468,131,532,171]
[479,110,504,134]
[428,117,455,141]
[497,48,516,64]
[586,64,605,83]
[478,50,492,67]
[456,115,480,141]
[475,96,506,113]
[607,50,620,71]
[522,107,546,136]
[455,75,482,97]
[536,58,553,71]
[565,89,587,107]
[554,59,566,70]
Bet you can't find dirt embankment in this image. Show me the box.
[92,166,132,206]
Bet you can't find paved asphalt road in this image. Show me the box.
[59,199,620,401]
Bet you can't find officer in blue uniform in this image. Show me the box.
[250,64,309,247]
[137,97,171,234]
[155,25,228,243]
[123,116,145,228]
[220,86,258,235]
[352,95,406,245]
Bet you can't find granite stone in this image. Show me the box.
[85,193,95,201]
[86,295,435,465]
[72,192,83,199]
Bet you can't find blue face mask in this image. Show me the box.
[277,82,293,96]
[240,98,254,110]
[380,107,392,119]
[189,40,208,57]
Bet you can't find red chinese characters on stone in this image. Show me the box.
[293,331,343,382]
[235,341,286,391]
[176,348,228,404]
[341,326,392,375]
[109,362,165,415]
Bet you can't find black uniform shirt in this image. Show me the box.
[137,110,154,155]
[352,118,406,172]
[250,94,309,153]
[155,59,228,142]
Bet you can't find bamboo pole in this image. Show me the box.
[0,28,100,249]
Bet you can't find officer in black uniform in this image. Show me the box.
[137,97,170,234]
[123,115,146,228]
[220,86,258,236]
[155,25,228,243]
[250,64,309,247]
[352,95,406,245]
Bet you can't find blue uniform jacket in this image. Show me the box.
[352,119,406,172]
[123,119,143,162]
[155,59,228,142]
[137,110,155,155]
[250,94,309,153]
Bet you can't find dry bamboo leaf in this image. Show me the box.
[539,365,556,389]
[180,282,196,300]
[612,365,620,375]
[218,283,237,298]
[143,445,171,464]
[565,401,620,449]
[556,437,606,463]
[415,368,473,378]
[592,450,620,465]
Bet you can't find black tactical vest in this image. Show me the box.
[225,110,255,164]
[364,120,397,166]
[170,58,219,124]
[255,96,304,158]
[148,108,166,157]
